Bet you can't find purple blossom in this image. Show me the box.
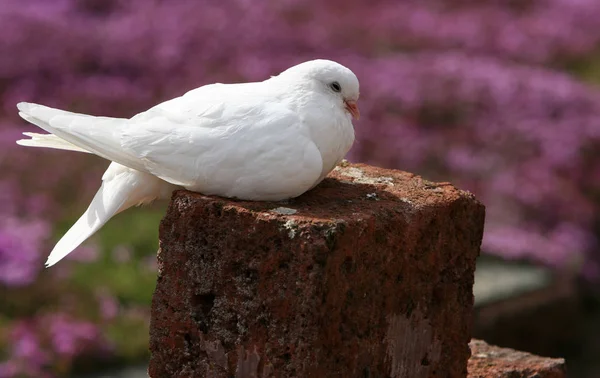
[3,322,51,378]
[11,323,49,365]
[0,362,18,378]
[97,292,119,320]
[47,314,105,357]
[3,314,111,377]
[0,218,49,286]
[64,244,99,263]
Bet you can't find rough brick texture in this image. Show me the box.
[468,340,567,378]
[148,163,485,378]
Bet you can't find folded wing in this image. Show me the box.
[17,81,323,200]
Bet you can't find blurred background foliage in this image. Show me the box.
[1,0,600,376]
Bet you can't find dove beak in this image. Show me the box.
[344,100,360,120]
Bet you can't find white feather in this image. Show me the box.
[17,103,149,173]
[46,164,178,267]
[16,132,90,153]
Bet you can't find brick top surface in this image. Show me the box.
[170,161,479,223]
[468,339,567,378]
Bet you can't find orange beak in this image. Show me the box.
[344,100,360,120]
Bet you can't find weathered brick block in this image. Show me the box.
[149,163,485,378]
[468,340,567,378]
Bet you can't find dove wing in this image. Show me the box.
[18,81,324,200]
[122,97,324,200]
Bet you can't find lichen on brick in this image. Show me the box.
[280,219,299,239]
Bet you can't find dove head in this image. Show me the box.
[277,59,360,120]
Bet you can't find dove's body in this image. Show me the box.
[17,59,360,266]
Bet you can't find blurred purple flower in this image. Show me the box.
[97,291,119,320]
[3,314,111,377]
[64,244,99,263]
[2,322,50,378]
[0,218,49,286]
[0,362,17,378]
[11,322,48,365]
[48,314,106,357]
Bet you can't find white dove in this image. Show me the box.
[16,59,360,267]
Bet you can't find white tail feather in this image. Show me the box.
[15,103,179,267]
[46,171,131,267]
[17,132,90,153]
[17,102,148,173]
[45,165,176,267]
[46,186,124,267]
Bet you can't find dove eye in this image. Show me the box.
[329,81,342,93]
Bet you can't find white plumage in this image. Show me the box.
[16,59,360,267]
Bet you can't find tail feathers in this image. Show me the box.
[17,132,90,153]
[45,166,164,267]
[46,179,128,267]
[17,102,148,174]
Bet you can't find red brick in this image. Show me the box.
[468,339,566,378]
[149,163,485,378]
